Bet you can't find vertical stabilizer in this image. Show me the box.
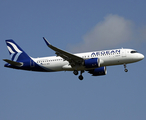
[5,39,31,62]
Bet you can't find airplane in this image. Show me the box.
[3,37,144,80]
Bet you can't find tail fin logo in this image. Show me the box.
[6,41,22,61]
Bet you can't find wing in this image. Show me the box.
[43,37,84,66]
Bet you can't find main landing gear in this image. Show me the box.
[73,70,84,80]
[124,64,128,72]
[73,70,78,75]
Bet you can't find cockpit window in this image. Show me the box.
[131,51,137,53]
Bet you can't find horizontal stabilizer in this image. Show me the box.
[3,59,23,66]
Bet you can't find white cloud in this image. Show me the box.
[70,14,134,52]
[139,26,146,41]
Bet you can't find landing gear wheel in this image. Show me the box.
[124,64,128,72]
[124,69,128,72]
[73,70,78,75]
[78,75,83,80]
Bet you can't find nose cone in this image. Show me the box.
[138,54,144,60]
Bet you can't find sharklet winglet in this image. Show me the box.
[43,37,51,46]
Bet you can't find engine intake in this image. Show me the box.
[88,66,107,76]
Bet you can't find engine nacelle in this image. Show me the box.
[88,66,107,76]
[84,58,100,68]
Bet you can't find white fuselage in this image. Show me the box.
[4,39,144,80]
[32,48,144,72]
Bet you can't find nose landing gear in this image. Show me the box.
[124,64,128,72]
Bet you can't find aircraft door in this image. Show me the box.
[122,49,126,57]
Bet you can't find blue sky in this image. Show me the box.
[0,0,146,120]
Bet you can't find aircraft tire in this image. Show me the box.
[79,75,83,80]
[124,69,128,72]
[73,70,78,75]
